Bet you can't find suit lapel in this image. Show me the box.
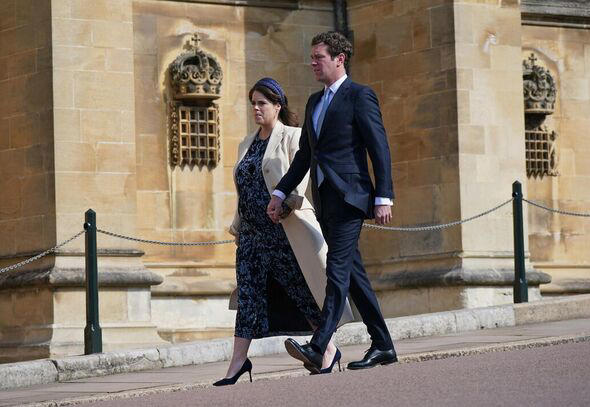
[262,121,285,169]
[318,78,351,139]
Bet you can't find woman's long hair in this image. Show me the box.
[248,85,299,127]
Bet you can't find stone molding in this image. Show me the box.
[371,268,551,291]
[169,34,222,100]
[160,0,311,10]
[0,269,163,290]
[522,0,590,27]
[168,33,222,167]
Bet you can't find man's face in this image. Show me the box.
[310,43,344,85]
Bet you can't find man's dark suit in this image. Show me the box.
[276,77,394,353]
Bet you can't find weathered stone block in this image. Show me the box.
[54,141,96,172]
[0,25,36,57]
[20,174,49,217]
[54,349,161,381]
[92,20,133,48]
[53,108,80,142]
[0,0,16,32]
[9,113,38,149]
[269,26,304,63]
[52,19,92,47]
[106,48,133,73]
[53,45,106,71]
[74,71,134,110]
[53,69,74,109]
[0,359,58,390]
[430,4,454,47]
[71,0,132,22]
[6,49,36,78]
[80,110,121,143]
[376,14,413,56]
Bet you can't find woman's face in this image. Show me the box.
[251,90,280,127]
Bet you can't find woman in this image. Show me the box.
[214,78,353,386]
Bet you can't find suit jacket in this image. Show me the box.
[276,78,394,218]
[228,121,354,326]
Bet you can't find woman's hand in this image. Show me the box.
[267,195,284,223]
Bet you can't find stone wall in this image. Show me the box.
[522,24,590,294]
[0,0,55,264]
[1,0,165,363]
[453,0,527,262]
[52,0,138,252]
[346,0,546,316]
[349,0,461,273]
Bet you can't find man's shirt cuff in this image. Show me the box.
[375,197,393,206]
[272,190,286,200]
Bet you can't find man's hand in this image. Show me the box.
[267,195,284,224]
[374,205,392,225]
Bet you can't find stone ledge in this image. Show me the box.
[54,349,163,382]
[514,294,590,325]
[0,268,163,290]
[522,0,590,27]
[371,268,551,291]
[152,278,235,296]
[542,279,590,294]
[521,0,590,18]
[0,360,57,390]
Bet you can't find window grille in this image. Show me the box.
[177,106,220,166]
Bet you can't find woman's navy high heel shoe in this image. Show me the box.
[213,358,253,386]
[305,348,342,374]
[319,348,341,374]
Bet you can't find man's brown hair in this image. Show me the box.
[311,31,353,71]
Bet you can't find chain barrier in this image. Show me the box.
[523,198,590,218]
[0,230,85,275]
[96,229,235,246]
[3,196,589,274]
[362,198,514,232]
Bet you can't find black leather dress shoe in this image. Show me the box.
[284,338,322,373]
[347,347,398,370]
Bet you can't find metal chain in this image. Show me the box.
[362,198,514,232]
[4,195,585,274]
[96,229,235,246]
[523,198,590,217]
[0,230,85,275]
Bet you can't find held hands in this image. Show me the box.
[267,195,284,224]
[374,205,392,225]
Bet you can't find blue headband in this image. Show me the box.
[255,77,286,106]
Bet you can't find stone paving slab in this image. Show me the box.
[0,318,589,407]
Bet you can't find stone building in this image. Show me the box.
[0,0,589,362]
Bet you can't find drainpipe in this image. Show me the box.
[333,0,352,38]
[333,0,353,73]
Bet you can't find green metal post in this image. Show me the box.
[512,182,528,303]
[84,209,102,354]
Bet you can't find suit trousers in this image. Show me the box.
[310,182,394,354]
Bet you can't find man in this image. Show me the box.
[266,31,397,372]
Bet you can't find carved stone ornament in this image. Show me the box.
[168,33,222,168]
[169,33,222,100]
[523,53,556,114]
[523,53,558,178]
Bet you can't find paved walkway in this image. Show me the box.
[2,318,589,407]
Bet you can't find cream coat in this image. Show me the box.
[229,121,353,327]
